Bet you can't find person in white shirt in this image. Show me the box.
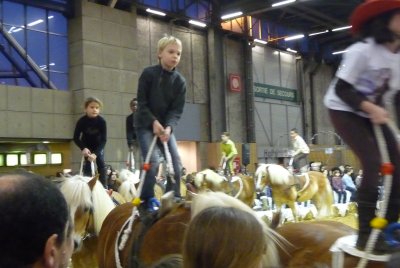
[290,128,310,173]
[323,0,400,254]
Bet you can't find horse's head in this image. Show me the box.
[118,169,139,202]
[255,164,292,192]
[255,164,270,191]
[60,174,116,250]
[59,175,95,250]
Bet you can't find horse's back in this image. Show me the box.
[277,221,356,267]
[139,204,191,266]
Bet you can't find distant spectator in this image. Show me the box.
[342,166,357,202]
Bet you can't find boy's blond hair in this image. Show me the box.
[157,35,182,59]
[84,96,103,108]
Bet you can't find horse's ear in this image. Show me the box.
[88,175,98,190]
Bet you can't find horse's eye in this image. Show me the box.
[84,206,92,213]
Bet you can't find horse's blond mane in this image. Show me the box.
[60,175,115,235]
[91,179,116,234]
[59,175,92,223]
[194,169,224,188]
[191,192,289,268]
[256,164,291,185]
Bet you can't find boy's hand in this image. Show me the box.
[160,126,171,142]
[88,154,97,162]
[82,148,91,157]
[153,120,164,136]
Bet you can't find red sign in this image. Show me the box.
[229,74,241,92]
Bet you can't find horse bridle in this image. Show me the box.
[80,206,95,242]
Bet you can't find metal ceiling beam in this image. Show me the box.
[0,22,57,89]
[109,0,118,8]
[292,5,344,27]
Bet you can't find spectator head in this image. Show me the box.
[0,171,73,268]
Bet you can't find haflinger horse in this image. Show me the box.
[97,190,389,268]
[59,174,116,268]
[184,169,256,207]
[255,163,333,220]
[97,191,285,268]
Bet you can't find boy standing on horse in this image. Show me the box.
[219,132,238,176]
[324,0,400,254]
[135,34,186,213]
[73,96,108,188]
[290,128,310,173]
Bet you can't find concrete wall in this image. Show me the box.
[0,84,73,139]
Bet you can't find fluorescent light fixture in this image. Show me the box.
[189,20,207,28]
[309,30,329,36]
[332,50,348,55]
[146,8,166,16]
[51,153,62,164]
[27,19,44,27]
[8,26,15,33]
[221,11,243,20]
[11,26,24,33]
[332,25,352,32]
[254,39,268,45]
[49,63,55,66]
[48,15,54,19]
[286,48,297,53]
[284,34,304,41]
[34,153,47,165]
[272,0,296,7]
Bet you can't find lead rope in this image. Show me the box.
[79,156,95,177]
[163,141,176,183]
[127,150,135,172]
[356,121,399,268]
[115,135,158,268]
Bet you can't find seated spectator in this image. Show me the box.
[342,166,357,202]
[331,169,347,204]
[355,169,363,188]
[0,171,74,268]
[183,192,283,268]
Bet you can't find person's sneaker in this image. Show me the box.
[147,197,160,212]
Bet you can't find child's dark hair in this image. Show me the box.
[84,96,103,108]
[222,131,230,137]
[359,9,400,44]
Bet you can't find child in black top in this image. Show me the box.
[135,35,186,212]
[73,96,108,188]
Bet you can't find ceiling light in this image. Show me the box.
[189,20,207,28]
[254,39,268,45]
[308,30,328,36]
[48,15,54,19]
[221,11,243,20]
[27,19,44,27]
[332,50,348,55]
[284,34,304,41]
[146,8,166,16]
[332,25,352,32]
[286,48,297,53]
[272,0,296,7]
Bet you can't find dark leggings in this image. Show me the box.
[329,110,400,222]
